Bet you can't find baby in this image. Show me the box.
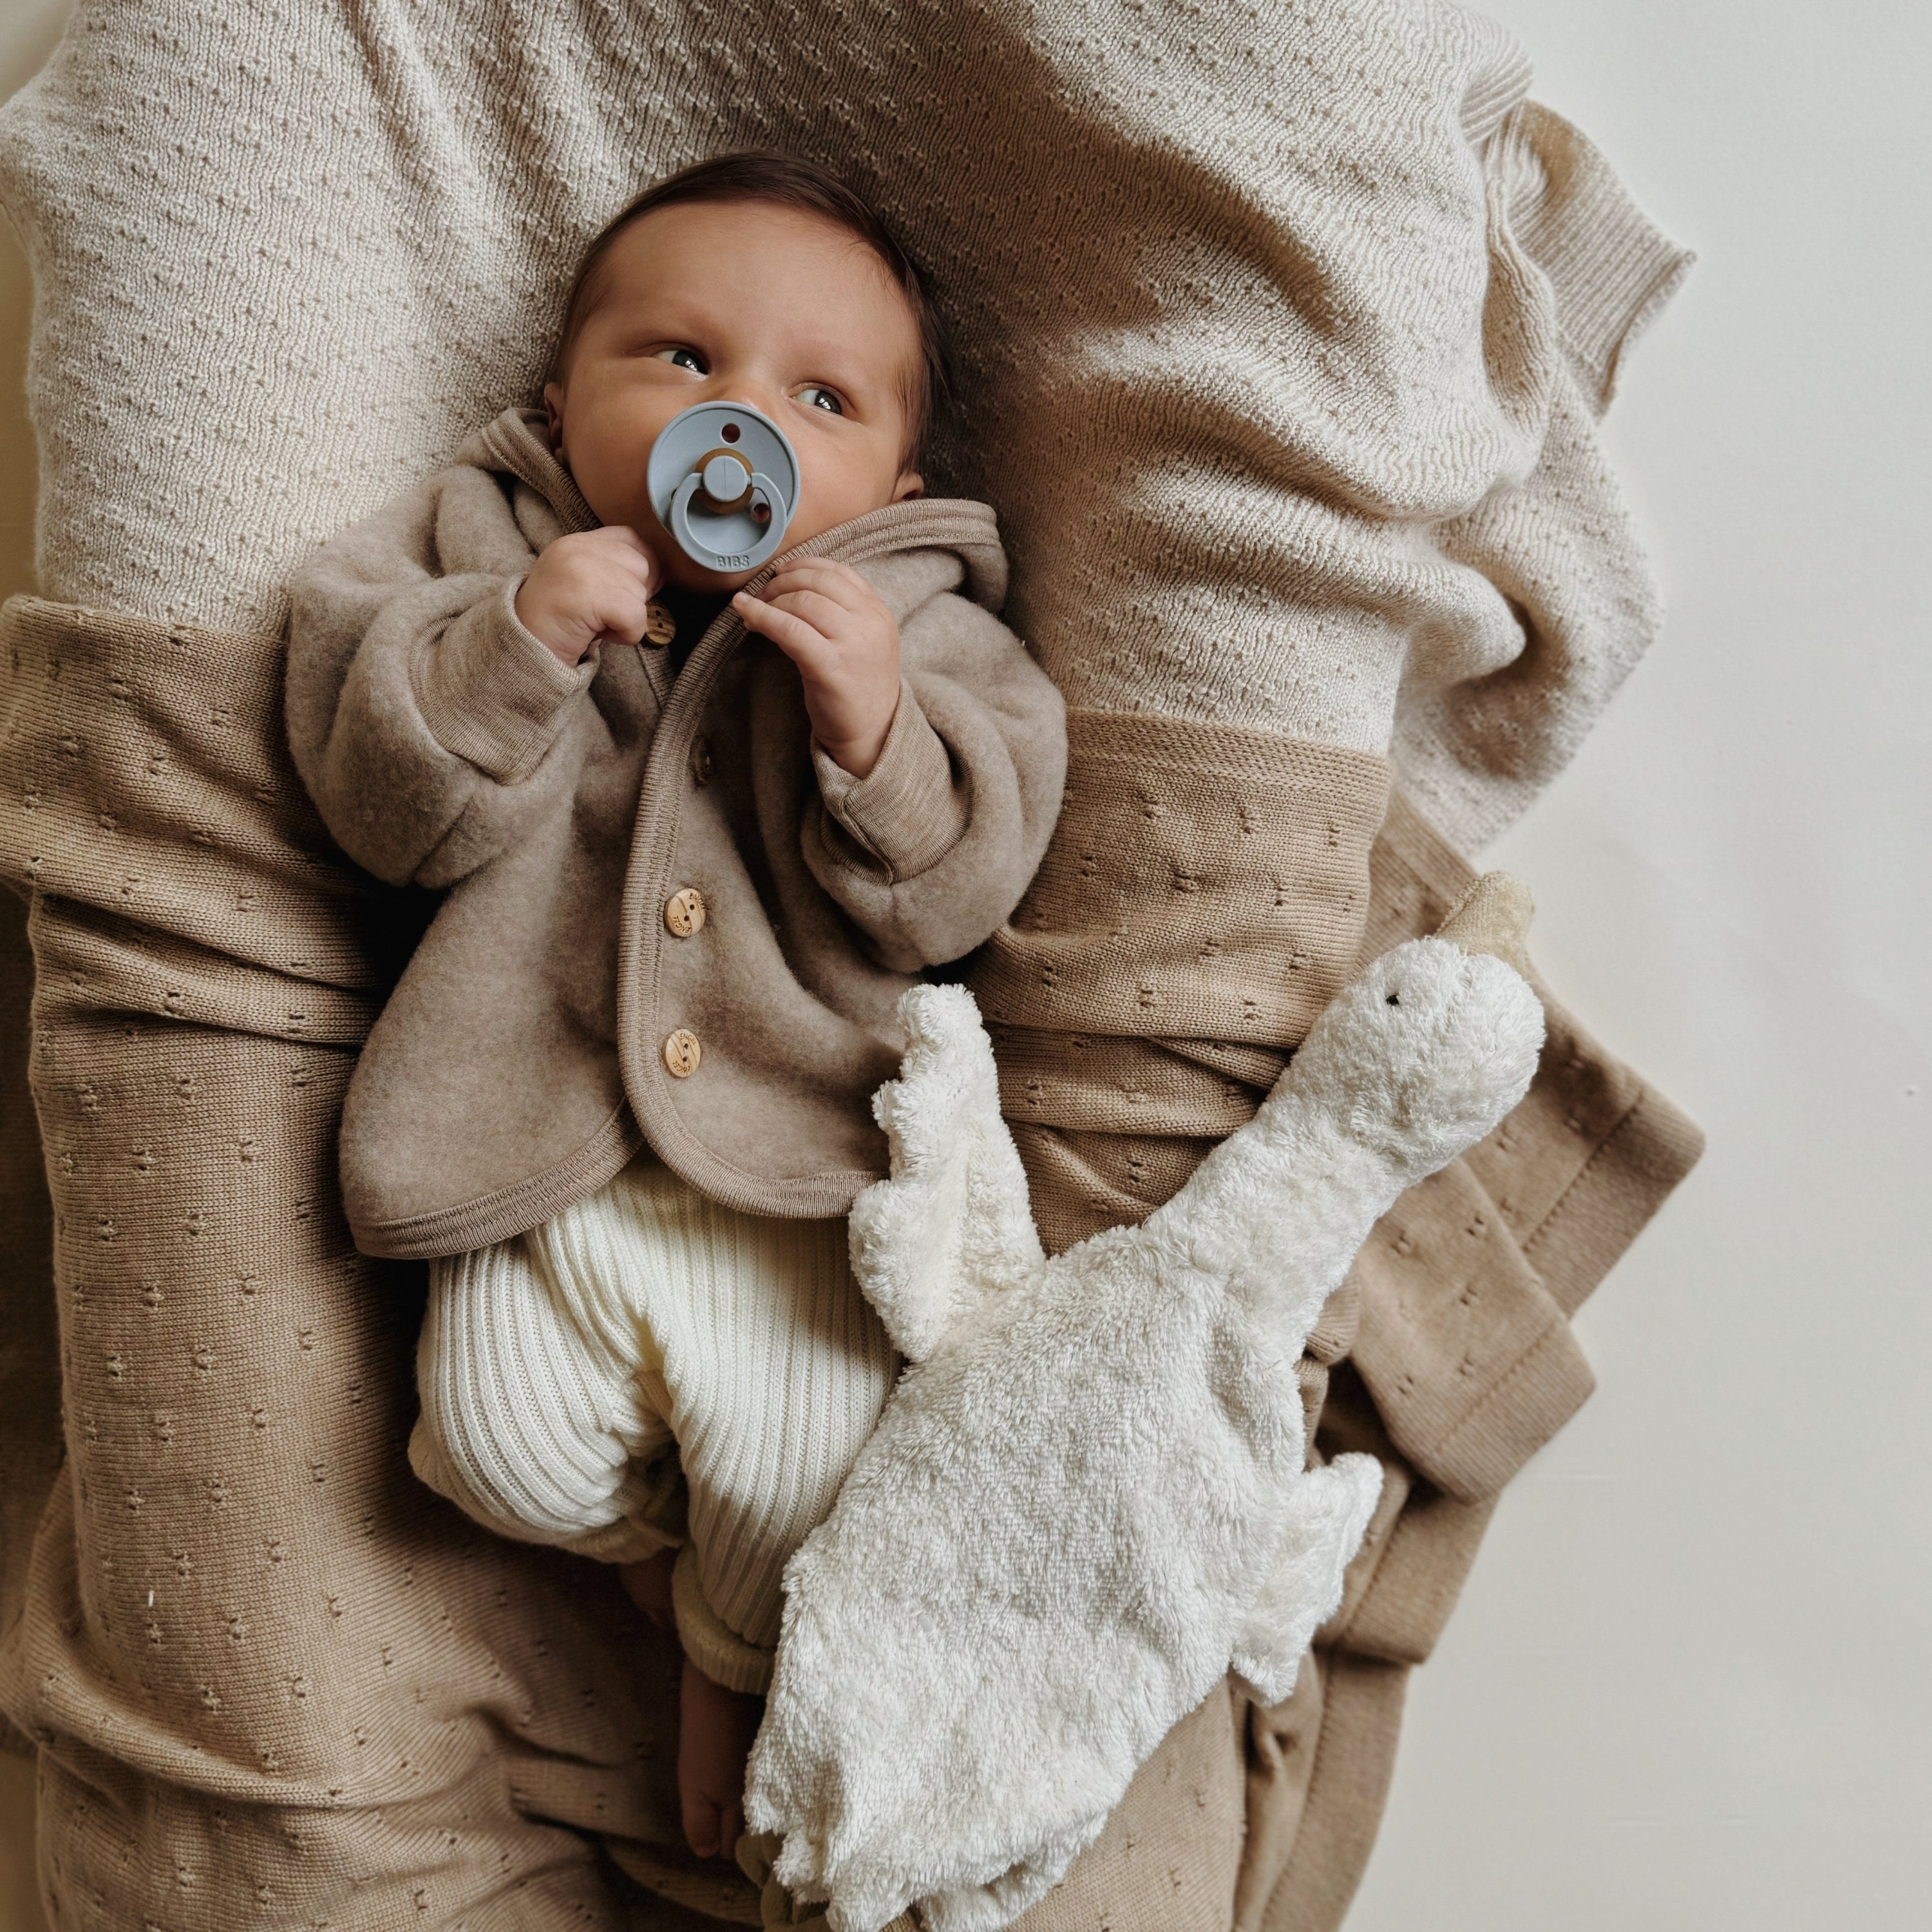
[285,154,1066,1860]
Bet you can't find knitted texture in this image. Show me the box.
[971,712,1390,1051]
[413,1157,895,1693]
[0,595,1701,1929]
[0,896,58,1761]
[0,598,706,1927]
[0,1,1685,852]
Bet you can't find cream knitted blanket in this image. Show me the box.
[0,0,1686,852]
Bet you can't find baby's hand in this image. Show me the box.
[734,560,900,778]
[515,526,661,667]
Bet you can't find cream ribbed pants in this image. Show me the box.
[410,1157,896,1692]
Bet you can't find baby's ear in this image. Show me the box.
[542,383,567,453]
[893,469,924,502]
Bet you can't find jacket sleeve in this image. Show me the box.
[283,467,598,889]
[799,592,1067,972]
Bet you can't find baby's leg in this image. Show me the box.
[542,1162,896,1857]
[412,1235,678,1562]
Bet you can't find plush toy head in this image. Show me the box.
[1289,936,1546,1186]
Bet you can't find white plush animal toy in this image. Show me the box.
[745,876,1546,1932]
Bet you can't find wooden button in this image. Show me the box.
[661,1028,702,1079]
[689,737,715,786]
[664,887,706,938]
[643,601,676,647]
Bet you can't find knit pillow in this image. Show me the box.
[0,0,1685,850]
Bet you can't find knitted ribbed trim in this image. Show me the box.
[674,1544,775,1696]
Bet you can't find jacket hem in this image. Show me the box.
[350,1104,646,1259]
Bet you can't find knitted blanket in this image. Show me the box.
[1,0,1685,850]
[0,3,1697,1927]
[0,610,1701,1929]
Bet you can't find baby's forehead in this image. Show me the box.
[616,203,901,302]
[587,206,918,350]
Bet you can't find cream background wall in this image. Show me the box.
[1,4,1926,1930]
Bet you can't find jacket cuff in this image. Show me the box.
[812,680,969,882]
[672,1545,775,1694]
[413,578,596,784]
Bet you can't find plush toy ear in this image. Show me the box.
[848,985,1046,1362]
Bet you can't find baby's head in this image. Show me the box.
[545,153,945,589]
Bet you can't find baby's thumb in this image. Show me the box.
[609,522,664,595]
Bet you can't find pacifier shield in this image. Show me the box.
[647,401,800,573]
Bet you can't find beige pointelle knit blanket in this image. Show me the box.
[0,596,1700,1932]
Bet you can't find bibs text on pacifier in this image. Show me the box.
[646,400,800,573]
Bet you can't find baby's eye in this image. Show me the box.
[796,384,844,416]
[656,346,707,374]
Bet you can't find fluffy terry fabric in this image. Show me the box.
[412,1157,896,1693]
[749,913,1546,1932]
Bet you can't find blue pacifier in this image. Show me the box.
[646,400,800,573]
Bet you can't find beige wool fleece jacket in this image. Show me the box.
[285,409,1067,1256]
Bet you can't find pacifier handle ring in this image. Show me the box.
[670,469,792,571]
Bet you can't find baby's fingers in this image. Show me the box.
[591,525,662,594]
[596,578,657,647]
[733,589,826,658]
[760,587,851,638]
[761,557,871,611]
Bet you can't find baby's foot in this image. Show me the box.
[678,1653,764,1861]
[619,1548,677,1634]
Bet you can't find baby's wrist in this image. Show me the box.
[513,579,589,666]
[817,693,898,780]
[819,735,885,779]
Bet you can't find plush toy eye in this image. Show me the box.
[1385,992,1401,1006]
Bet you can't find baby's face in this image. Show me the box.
[545,200,925,591]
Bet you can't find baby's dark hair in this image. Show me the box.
[551,151,950,467]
